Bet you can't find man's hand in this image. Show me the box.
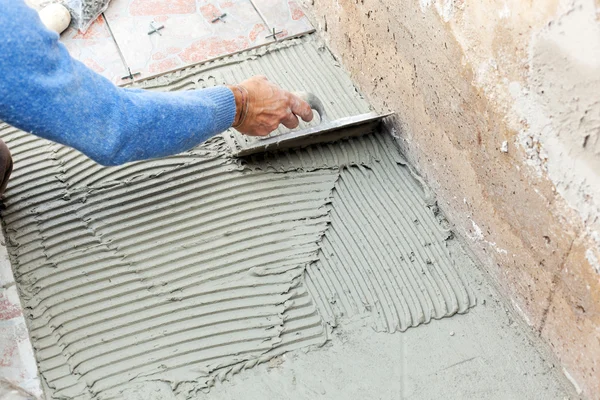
[227,76,314,136]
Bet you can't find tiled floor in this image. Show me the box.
[104,0,269,79]
[60,15,129,85]
[0,229,42,399]
[58,0,314,83]
[253,0,313,38]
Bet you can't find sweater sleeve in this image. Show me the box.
[0,0,236,166]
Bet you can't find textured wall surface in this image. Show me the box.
[301,0,600,397]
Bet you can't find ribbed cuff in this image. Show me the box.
[208,86,236,132]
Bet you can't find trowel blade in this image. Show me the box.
[232,112,392,157]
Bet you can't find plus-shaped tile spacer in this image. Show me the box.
[121,68,141,81]
[148,21,165,36]
[211,13,227,23]
[265,27,284,40]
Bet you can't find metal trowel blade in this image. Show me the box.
[232,112,392,157]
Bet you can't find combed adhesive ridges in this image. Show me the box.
[306,135,476,332]
[0,34,475,400]
[0,121,336,399]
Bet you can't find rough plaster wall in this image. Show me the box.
[301,0,600,397]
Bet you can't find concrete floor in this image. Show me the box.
[0,123,578,399]
[185,245,577,400]
[0,234,580,399]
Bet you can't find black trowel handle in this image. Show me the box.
[293,92,328,122]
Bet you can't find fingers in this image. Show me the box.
[289,94,314,122]
[233,76,317,137]
[280,109,300,129]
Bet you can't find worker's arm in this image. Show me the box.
[0,0,312,166]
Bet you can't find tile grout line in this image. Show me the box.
[102,13,134,81]
[248,0,273,31]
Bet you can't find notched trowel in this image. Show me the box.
[226,92,392,157]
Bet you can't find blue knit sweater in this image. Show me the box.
[0,0,236,166]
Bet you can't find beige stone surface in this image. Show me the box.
[542,234,600,396]
[299,0,600,397]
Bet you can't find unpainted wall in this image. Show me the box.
[300,0,600,396]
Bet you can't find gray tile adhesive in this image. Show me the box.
[0,35,475,399]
